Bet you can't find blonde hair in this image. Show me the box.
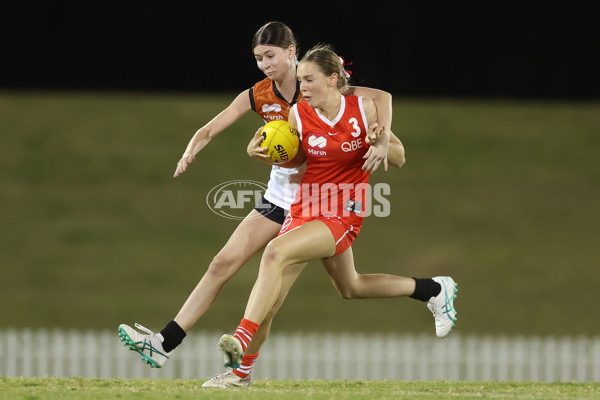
[300,43,348,91]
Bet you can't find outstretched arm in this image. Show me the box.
[174,90,252,177]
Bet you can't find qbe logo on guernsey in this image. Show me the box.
[206,180,272,220]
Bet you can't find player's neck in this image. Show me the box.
[317,93,342,121]
[274,68,298,103]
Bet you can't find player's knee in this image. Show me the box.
[261,241,289,270]
[337,286,359,300]
[206,253,241,281]
[334,279,363,300]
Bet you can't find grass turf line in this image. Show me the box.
[1,377,600,400]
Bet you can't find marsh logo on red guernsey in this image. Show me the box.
[307,134,327,156]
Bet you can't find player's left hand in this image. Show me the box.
[365,125,381,145]
[362,123,389,172]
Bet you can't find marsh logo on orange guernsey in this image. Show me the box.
[262,103,282,113]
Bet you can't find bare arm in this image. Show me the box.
[348,86,405,169]
[387,134,406,169]
[346,86,392,129]
[174,90,252,177]
[361,97,389,172]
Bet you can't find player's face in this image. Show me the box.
[297,61,333,108]
[253,45,291,81]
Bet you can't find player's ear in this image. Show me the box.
[329,72,338,88]
[288,45,296,59]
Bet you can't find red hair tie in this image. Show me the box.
[338,56,353,78]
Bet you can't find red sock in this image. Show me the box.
[233,352,259,378]
[233,318,259,353]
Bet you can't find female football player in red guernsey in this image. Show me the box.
[217,44,458,375]
[117,21,410,388]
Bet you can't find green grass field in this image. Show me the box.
[1,91,599,336]
[1,377,599,400]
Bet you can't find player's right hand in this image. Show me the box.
[247,127,270,161]
[174,153,196,178]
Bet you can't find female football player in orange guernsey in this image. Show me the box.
[117,21,407,387]
[216,44,458,377]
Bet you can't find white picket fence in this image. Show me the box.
[1,329,599,382]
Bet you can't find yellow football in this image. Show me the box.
[259,120,300,164]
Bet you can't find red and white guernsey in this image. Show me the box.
[282,95,371,255]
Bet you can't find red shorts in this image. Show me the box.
[278,214,361,256]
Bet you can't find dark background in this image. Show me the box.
[1,1,599,98]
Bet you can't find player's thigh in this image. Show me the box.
[321,246,359,288]
[218,209,282,263]
[267,220,336,265]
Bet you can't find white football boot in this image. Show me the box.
[427,276,458,337]
[217,334,244,369]
[201,369,252,388]
[118,323,171,368]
